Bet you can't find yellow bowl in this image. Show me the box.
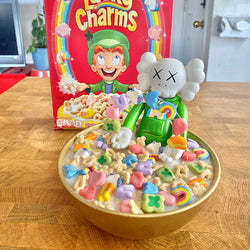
[58,124,221,239]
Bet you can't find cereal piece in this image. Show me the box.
[106,174,120,187]
[171,178,187,188]
[137,151,150,162]
[136,160,153,176]
[73,174,89,191]
[181,151,197,161]
[63,165,78,179]
[190,182,207,196]
[171,186,192,207]
[172,118,188,136]
[105,105,120,120]
[115,163,127,174]
[188,163,204,175]
[122,155,138,167]
[136,136,146,147]
[158,183,170,192]
[146,142,161,154]
[187,138,200,150]
[88,171,106,187]
[129,199,144,215]
[142,194,165,213]
[120,171,130,184]
[130,171,145,190]
[70,158,80,167]
[129,144,145,154]
[193,148,209,161]
[113,94,129,109]
[116,184,135,199]
[200,169,212,181]
[119,200,131,213]
[97,183,114,202]
[82,155,97,166]
[103,118,121,133]
[143,182,158,195]
[149,177,161,187]
[97,152,112,165]
[157,166,176,183]
[198,160,212,169]
[175,164,189,178]
[79,185,97,200]
[102,133,113,145]
[99,165,114,175]
[158,191,176,206]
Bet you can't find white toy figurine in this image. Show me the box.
[111,52,205,149]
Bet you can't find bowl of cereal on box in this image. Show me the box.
[57,53,221,239]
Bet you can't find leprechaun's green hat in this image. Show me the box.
[86,29,130,67]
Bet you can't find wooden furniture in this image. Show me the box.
[0,77,249,249]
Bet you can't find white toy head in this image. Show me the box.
[136,52,205,101]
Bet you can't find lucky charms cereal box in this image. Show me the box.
[44,0,173,129]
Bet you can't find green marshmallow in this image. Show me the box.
[142,194,165,213]
[157,166,176,183]
[103,118,121,133]
[188,164,204,175]
[97,151,112,165]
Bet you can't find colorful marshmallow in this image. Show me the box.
[142,194,165,213]
[97,183,114,202]
[171,186,192,207]
[116,184,135,199]
[157,166,176,183]
[193,148,209,160]
[130,171,145,190]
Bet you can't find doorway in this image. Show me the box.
[170,0,214,74]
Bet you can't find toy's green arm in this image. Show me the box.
[122,103,145,131]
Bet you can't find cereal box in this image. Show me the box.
[44,0,173,129]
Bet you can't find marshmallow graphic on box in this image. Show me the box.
[148,25,162,41]
[55,23,71,38]
[145,0,159,11]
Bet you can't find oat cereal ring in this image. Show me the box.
[73,175,89,191]
[82,155,97,166]
[191,182,207,196]
[129,200,144,215]
[149,177,161,187]
[136,136,146,147]
[175,164,189,178]
[120,171,130,184]
[115,163,127,174]
[158,183,171,192]
[200,169,212,181]
[171,178,187,188]
[103,201,115,211]
[70,158,80,167]
[102,133,113,145]
[93,113,104,120]
[137,152,150,162]
[100,165,114,175]
[198,160,212,169]
[106,148,116,158]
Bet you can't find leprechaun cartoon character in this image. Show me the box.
[81,29,133,94]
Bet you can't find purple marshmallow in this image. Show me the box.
[116,184,135,199]
[136,160,153,176]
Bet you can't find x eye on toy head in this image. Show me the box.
[166,70,178,83]
[153,68,163,80]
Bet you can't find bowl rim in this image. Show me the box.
[58,124,221,218]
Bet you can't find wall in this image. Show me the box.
[206,0,250,82]
[18,0,42,64]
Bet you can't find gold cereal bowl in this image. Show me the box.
[58,124,221,239]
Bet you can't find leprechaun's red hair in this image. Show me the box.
[92,45,125,65]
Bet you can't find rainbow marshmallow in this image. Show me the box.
[171,185,192,207]
[193,148,209,160]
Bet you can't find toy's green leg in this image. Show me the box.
[177,102,188,138]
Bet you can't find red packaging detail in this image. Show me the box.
[44,0,173,129]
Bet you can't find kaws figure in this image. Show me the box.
[111,52,205,149]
